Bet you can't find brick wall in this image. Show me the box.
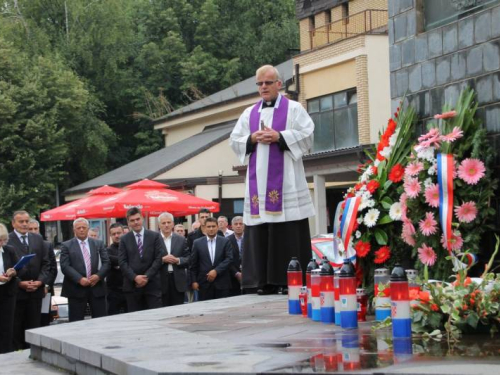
[300,17,314,51]
[388,0,500,133]
[350,0,387,14]
[355,55,371,144]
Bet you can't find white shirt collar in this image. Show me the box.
[0,246,4,254]
[77,237,89,245]
[258,93,282,113]
[14,230,28,241]
[133,227,145,238]
[206,235,216,243]
[161,232,172,240]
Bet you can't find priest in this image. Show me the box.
[229,65,315,295]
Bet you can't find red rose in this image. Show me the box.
[371,166,378,175]
[366,180,380,194]
[388,164,404,182]
[374,246,391,264]
[354,240,371,257]
[354,183,364,191]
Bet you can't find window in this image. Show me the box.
[308,89,358,153]
[424,0,500,30]
[325,10,331,25]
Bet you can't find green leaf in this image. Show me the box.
[466,312,479,329]
[374,229,388,245]
[384,180,393,190]
[378,215,393,225]
[380,196,393,210]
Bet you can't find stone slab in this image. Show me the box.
[16,295,500,374]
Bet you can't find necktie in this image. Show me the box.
[81,241,92,279]
[209,239,215,265]
[136,233,143,257]
[21,235,29,253]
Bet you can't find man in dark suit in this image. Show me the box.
[119,207,163,312]
[0,223,19,354]
[190,217,233,301]
[227,216,244,297]
[28,219,58,326]
[106,223,128,315]
[8,210,51,350]
[60,218,110,322]
[158,212,189,307]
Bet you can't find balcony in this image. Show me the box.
[309,9,388,50]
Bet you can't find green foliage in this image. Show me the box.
[0,0,299,218]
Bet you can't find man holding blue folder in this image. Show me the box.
[8,210,51,350]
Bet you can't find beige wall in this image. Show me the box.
[302,60,357,100]
[154,139,240,180]
[365,35,391,143]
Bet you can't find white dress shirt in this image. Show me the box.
[206,236,216,265]
[161,233,173,272]
[14,230,29,247]
[133,227,145,245]
[0,247,5,284]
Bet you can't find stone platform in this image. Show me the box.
[2,295,500,374]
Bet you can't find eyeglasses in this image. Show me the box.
[256,80,277,86]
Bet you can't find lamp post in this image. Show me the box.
[218,170,223,205]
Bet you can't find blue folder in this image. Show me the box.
[13,254,36,271]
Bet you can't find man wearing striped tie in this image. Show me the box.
[60,218,110,322]
[119,207,163,311]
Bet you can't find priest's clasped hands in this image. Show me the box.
[251,126,279,145]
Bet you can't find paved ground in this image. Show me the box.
[1,294,499,374]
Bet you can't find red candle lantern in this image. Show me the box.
[339,259,357,329]
[287,257,303,315]
[306,258,319,319]
[391,264,411,338]
[319,257,334,324]
[356,288,368,321]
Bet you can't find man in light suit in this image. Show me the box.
[60,218,110,322]
[158,212,189,306]
[119,207,163,311]
[8,210,51,350]
[190,217,233,301]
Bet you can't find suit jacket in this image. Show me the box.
[0,244,20,297]
[106,243,123,290]
[227,234,242,286]
[44,241,58,288]
[190,235,233,290]
[118,229,163,293]
[60,237,110,299]
[8,232,50,300]
[160,232,189,294]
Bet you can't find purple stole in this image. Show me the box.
[248,96,289,217]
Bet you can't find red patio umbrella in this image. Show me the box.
[40,185,123,221]
[76,179,220,218]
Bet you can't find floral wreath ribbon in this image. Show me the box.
[339,197,361,253]
[248,96,289,217]
[437,153,476,270]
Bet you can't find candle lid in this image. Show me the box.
[339,259,355,277]
[390,264,407,282]
[288,257,302,272]
[320,258,334,275]
[306,258,319,273]
[375,268,389,276]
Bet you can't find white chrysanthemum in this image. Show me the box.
[355,230,361,239]
[364,208,380,227]
[417,147,436,162]
[428,164,437,176]
[389,202,402,221]
[357,217,364,224]
[358,197,369,211]
[366,199,376,208]
[424,178,434,187]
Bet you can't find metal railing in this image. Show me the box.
[309,9,388,49]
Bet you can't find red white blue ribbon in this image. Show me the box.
[339,197,361,252]
[437,153,454,252]
[451,252,478,271]
[333,201,343,239]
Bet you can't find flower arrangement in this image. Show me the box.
[343,102,417,287]
[411,236,500,340]
[399,88,498,280]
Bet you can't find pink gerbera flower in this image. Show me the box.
[441,127,464,142]
[455,201,477,223]
[418,244,437,266]
[458,158,485,185]
[424,183,440,208]
[401,222,416,246]
[441,231,464,251]
[405,161,424,176]
[434,110,457,119]
[419,212,438,236]
[418,128,442,149]
[418,128,440,143]
[404,177,421,198]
